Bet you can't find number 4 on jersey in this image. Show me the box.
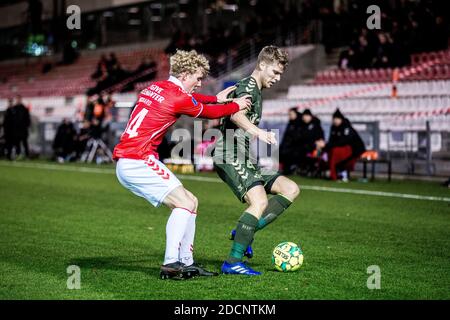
[124,108,148,138]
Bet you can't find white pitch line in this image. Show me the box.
[1,161,449,203]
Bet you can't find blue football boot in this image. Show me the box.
[229,229,254,259]
[221,261,261,275]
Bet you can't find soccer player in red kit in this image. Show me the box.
[114,50,251,279]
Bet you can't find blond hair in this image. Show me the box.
[169,49,210,77]
[256,45,289,70]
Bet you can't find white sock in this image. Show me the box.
[163,208,191,265]
[179,213,196,266]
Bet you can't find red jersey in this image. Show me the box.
[113,78,239,160]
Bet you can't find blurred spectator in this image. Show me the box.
[373,33,394,68]
[3,98,15,160]
[109,62,129,83]
[122,56,158,91]
[6,96,31,159]
[83,94,98,122]
[106,52,118,72]
[75,120,91,158]
[103,94,115,120]
[134,56,157,82]
[53,118,76,163]
[324,109,366,182]
[100,94,114,144]
[297,109,325,173]
[92,97,106,123]
[87,53,130,95]
[352,33,372,69]
[91,54,108,79]
[337,0,448,70]
[279,107,302,175]
[89,118,103,140]
[338,48,355,69]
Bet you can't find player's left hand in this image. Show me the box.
[216,86,237,103]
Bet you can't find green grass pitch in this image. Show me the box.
[0,160,449,300]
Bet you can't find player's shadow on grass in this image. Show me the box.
[69,255,161,275]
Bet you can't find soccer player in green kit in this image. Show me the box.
[213,46,300,275]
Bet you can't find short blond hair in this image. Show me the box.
[256,45,289,70]
[169,49,210,77]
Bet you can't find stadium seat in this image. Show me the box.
[0,48,168,97]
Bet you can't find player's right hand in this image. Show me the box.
[257,129,277,145]
[216,85,237,103]
[234,95,252,111]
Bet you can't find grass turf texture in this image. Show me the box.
[0,160,449,299]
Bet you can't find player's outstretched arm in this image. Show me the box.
[198,95,251,119]
[191,85,237,104]
[176,95,251,119]
[230,111,277,145]
[192,93,218,104]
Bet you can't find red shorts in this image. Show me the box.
[328,146,357,180]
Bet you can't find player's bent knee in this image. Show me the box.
[191,195,198,212]
[182,189,198,212]
[164,188,197,212]
[177,197,196,212]
[253,197,269,212]
[284,181,300,200]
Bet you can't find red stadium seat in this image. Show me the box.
[0,47,168,97]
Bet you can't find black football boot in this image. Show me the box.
[181,263,219,277]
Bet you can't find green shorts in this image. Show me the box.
[214,159,281,203]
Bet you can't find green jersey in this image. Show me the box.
[213,76,280,202]
[214,76,262,162]
[221,76,262,131]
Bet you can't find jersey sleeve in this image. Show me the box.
[231,78,257,102]
[198,102,239,119]
[192,93,218,104]
[174,94,205,118]
[174,93,239,119]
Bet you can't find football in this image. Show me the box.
[272,241,304,272]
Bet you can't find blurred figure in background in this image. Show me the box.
[75,120,91,159]
[279,107,302,175]
[324,109,366,182]
[53,118,76,163]
[297,109,325,175]
[3,98,15,160]
[91,54,108,79]
[135,56,157,82]
[83,94,97,122]
[12,96,31,159]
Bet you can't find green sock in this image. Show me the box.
[227,212,258,263]
[255,194,292,231]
